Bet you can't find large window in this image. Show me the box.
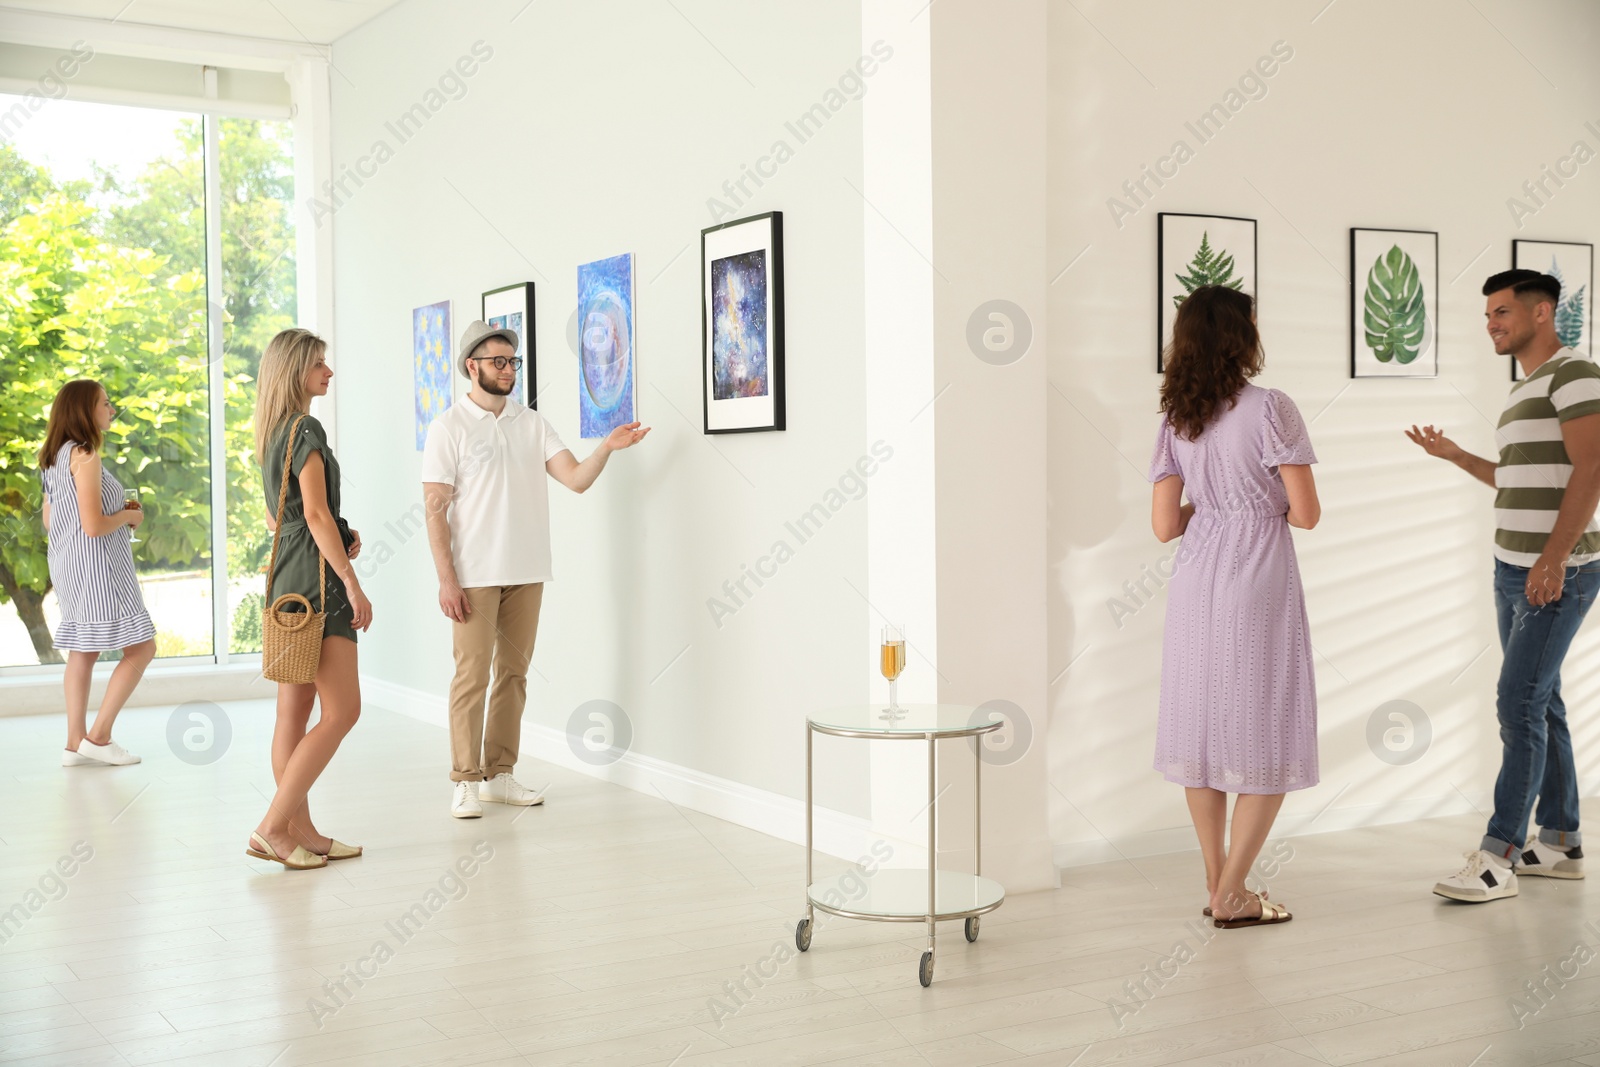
[0,97,295,668]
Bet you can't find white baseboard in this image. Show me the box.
[1050,790,1490,870]
[0,662,274,717]
[360,674,882,864]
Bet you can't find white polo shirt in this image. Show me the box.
[421,395,569,588]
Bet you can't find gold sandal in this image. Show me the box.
[325,839,363,861]
[247,832,327,870]
[1213,890,1290,928]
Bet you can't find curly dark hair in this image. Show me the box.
[1159,286,1263,441]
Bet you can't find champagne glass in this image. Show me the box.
[880,624,906,721]
[123,486,142,544]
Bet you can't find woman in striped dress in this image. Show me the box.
[39,380,155,767]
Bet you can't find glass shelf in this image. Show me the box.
[807,703,1004,738]
[808,869,1005,920]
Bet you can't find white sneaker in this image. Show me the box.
[1516,837,1585,879]
[62,748,95,767]
[1434,849,1518,902]
[479,773,544,807]
[76,738,140,766]
[451,781,482,819]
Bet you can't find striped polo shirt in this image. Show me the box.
[1494,349,1600,566]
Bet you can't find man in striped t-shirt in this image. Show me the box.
[1407,269,1600,903]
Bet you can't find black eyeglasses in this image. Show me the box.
[470,355,524,371]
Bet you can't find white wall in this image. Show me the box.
[1048,0,1600,862]
[327,0,1600,874]
[327,0,878,823]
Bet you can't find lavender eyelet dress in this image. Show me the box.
[1147,384,1319,794]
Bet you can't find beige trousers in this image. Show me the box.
[448,583,543,782]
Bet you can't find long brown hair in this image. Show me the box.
[39,379,104,468]
[253,328,325,464]
[1159,286,1263,440]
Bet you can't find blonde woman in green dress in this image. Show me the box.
[247,328,372,870]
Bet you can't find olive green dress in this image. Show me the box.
[262,414,357,644]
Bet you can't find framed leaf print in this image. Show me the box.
[1350,228,1438,378]
[1511,239,1592,381]
[1157,213,1257,371]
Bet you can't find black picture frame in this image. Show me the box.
[1349,228,1439,379]
[481,282,537,408]
[1156,212,1258,371]
[701,211,785,433]
[1511,239,1593,381]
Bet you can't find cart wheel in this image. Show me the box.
[795,917,812,952]
[965,916,980,942]
[918,950,934,988]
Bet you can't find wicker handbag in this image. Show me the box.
[261,413,327,684]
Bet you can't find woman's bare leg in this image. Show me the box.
[1213,793,1286,920]
[271,681,327,852]
[64,650,100,750]
[86,640,155,745]
[1185,787,1227,904]
[252,637,360,860]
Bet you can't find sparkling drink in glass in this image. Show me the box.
[880,624,906,720]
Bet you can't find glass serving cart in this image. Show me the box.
[797,703,1006,987]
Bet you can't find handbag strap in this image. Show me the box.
[264,413,326,613]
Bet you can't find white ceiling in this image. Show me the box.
[0,0,404,45]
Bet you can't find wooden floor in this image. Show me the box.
[2,700,1598,1067]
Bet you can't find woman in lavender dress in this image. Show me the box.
[1148,286,1321,929]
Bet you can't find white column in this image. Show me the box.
[863,0,939,869]
[862,0,1054,892]
[928,0,1053,893]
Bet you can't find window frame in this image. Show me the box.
[0,15,333,678]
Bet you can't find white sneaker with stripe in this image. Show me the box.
[1517,837,1584,879]
[1433,849,1517,902]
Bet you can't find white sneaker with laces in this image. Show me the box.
[1516,837,1584,879]
[451,780,482,819]
[479,773,545,807]
[62,748,95,767]
[1434,849,1517,902]
[76,738,140,766]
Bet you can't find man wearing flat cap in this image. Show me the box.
[422,319,649,818]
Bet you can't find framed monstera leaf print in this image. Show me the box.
[1351,228,1438,378]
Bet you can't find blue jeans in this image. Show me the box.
[1483,559,1600,857]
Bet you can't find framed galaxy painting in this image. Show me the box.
[702,211,785,433]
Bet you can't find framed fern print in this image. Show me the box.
[1157,213,1257,371]
[1511,239,1591,382]
[1350,228,1438,378]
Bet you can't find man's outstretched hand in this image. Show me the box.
[606,421,651,451]
[1404,424,1463,462]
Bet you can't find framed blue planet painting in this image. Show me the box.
[576,253,636,439]
[701,211,785,433]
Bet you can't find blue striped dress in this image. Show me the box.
[41,441,155,652]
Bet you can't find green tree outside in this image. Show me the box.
[0,116,294,665]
